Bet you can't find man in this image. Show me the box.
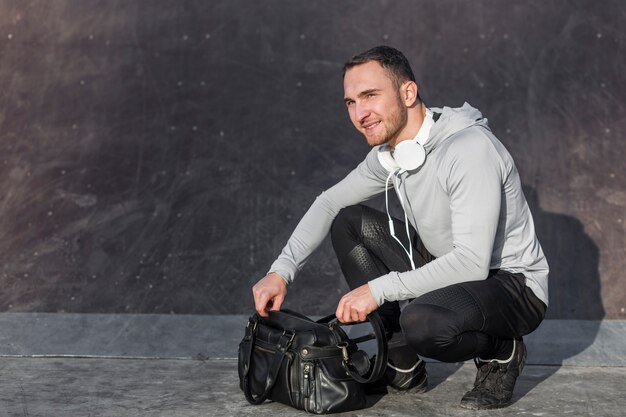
[252,46,548,410]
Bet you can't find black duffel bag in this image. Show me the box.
[238,309,388,414]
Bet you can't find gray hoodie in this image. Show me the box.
[269,103,549,307]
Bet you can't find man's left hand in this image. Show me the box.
[335,283,379,323]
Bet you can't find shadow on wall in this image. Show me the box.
[511,185,603,404]
[524,185,604,321]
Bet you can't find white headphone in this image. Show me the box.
[377,109,435,172]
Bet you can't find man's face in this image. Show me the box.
[343,61,407,147]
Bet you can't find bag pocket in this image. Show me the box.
[312,356,366,414]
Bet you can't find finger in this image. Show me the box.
[350,308,360,323]
[339,311,350,323]
[255,292,270,317]
[358,310,367,322]
[343,302,357,324]
[338,304,350,323]
[335,298,345,321]
[270,294,284,311]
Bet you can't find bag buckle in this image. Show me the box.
[247,320,258,332]
[282,330,296,344]
[337,342,349,362]
[275,330,295,352]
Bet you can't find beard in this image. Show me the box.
[364,96,408,147]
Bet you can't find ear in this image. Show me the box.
[401,81,419,107]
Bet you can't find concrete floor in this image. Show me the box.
[1,313,625,416]
[1,358,624,417]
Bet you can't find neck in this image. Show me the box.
[389,103,427,149]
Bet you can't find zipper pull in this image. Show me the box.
[303,363,310,398]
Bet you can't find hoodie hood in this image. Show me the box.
[376,103,489,173]
[425,102,490,155]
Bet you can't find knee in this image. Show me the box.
[399,306,435,356]
[330,205,363,243]
[400,304,459,358]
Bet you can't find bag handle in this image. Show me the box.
[241,320,295,405]
[320,312,388,384]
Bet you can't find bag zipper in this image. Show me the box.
[303,361,314,412]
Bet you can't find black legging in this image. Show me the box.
[330,204,547,362]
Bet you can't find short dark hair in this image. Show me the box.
[342,45,417,89]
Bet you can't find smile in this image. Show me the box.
[362,121,381,131]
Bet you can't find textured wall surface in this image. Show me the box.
[0,1,623,318]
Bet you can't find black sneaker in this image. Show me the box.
[459,338,527,410]
[365,358,428,395]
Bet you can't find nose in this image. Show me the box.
[354,102,371,124]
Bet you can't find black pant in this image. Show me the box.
[330,205,547,362]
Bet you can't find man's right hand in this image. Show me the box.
[252,272,288,317]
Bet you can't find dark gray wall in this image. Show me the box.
[0,1,624,318]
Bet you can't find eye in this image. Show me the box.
[345,100,355,107]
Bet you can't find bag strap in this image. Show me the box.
[241,319,295,405]
[320,312,388,384]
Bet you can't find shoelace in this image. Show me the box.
[473,361,508,395]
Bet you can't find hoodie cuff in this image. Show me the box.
[268,258,297,284]
[368,272,400,306]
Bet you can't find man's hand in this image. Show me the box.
[252,272,288,317]
[335,283,379,323]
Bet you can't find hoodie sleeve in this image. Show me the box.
[269,147,389,283]
[368,130,504,304]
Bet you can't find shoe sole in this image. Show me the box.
[388,372,428,394]
[459,400,512,410]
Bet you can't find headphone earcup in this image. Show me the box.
[393,140,426,171]
[377,149,400,172]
